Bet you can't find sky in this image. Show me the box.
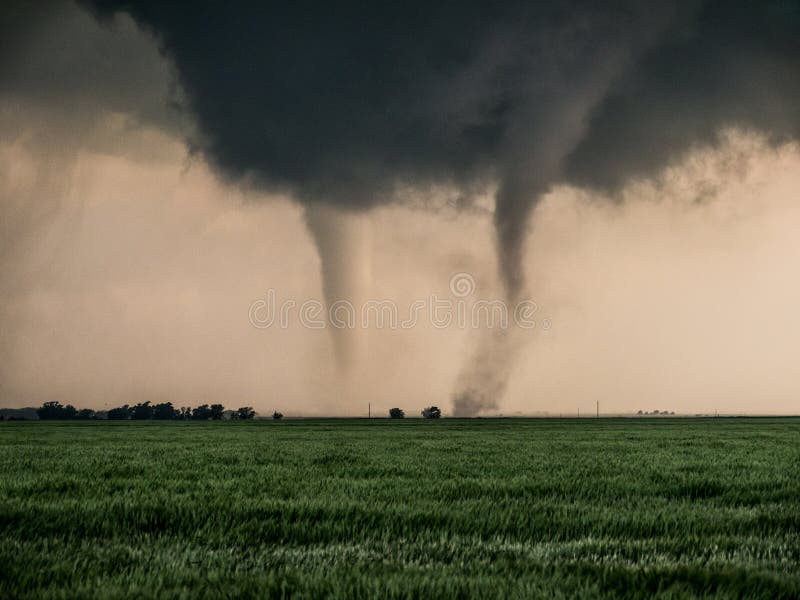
[1,1,799,415]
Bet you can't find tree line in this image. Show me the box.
[31,401,443,421]
[35,401,256,420]
[390,406,441,419]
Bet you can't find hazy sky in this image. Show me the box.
[2,1,799,415]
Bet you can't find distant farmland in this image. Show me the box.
[1,418,798,598]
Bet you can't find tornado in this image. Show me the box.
[304,204,371,382]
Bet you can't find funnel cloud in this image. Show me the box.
[304,204,371,380]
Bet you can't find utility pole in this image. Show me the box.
[368,403,371,419]
[596,400,599,418]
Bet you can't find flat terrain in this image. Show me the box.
[0,418,798,598]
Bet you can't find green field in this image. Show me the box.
[1,418,798,598]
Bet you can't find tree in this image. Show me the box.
[421,406,441,419]
[180,406,192,420]
[191,404,212,420]
[76,408,95,420]
[210,404,225,420]
[272,411,283,420]
[36,401,64,420]
[107,405,131,420]
[153,402,179,420]
[389,407,405,419]
[131,402,153,420]
[36,401,77,420]
[237,406,256,420]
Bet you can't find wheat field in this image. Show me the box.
[1,418,798,598]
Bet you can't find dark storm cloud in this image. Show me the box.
[0,0,187,278]
[82,1,543,206]
[79,0,800,299]
[564,1,800,191]
[74,0,800,415]
[1,0,188,138]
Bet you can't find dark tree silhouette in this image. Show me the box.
[191,404,212,420]
[33,401,256,422]
[272,411,283,420]
[36,402,78,420]
[153,402,179,420]
[76,408,95,420]
[107,405,131,420]
[36,402,64,420]
[421,406,441,419]
[131,402,153,420]
[236,406,256,420]
[389,408,405,419]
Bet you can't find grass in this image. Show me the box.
[0,417,798,598]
